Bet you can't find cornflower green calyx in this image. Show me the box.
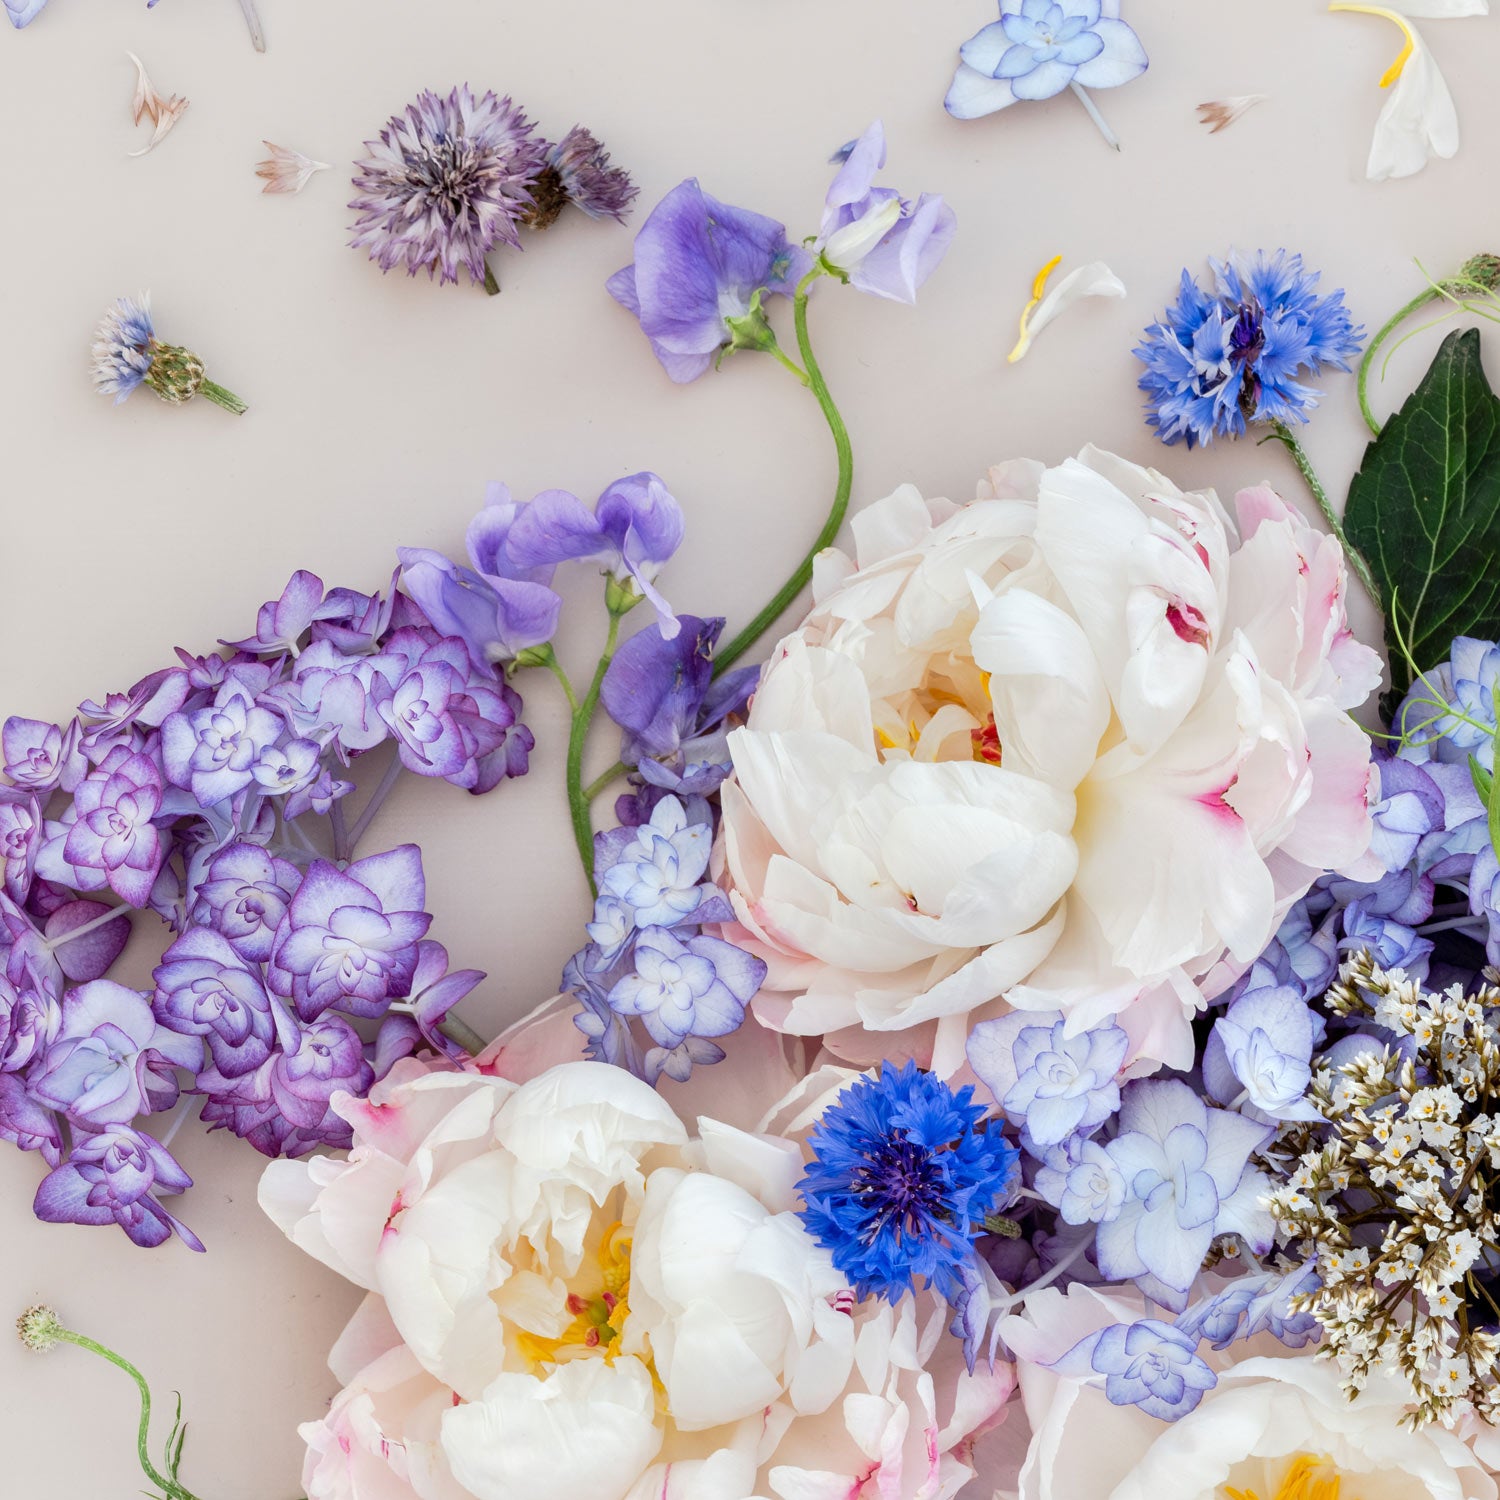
[15,1304,206,1500]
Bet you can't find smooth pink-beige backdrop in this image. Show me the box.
[1,1,1497,1494]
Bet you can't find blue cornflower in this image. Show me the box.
[797,1061,1018,1305]
[90,295,157,403]
[1134,250,1363,447]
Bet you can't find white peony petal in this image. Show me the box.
[1007,259,1125,363]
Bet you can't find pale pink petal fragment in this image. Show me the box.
[1196,94,1268,132]
[125,51,189,158]
[256,141,332,195]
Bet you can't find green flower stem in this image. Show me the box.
[768,345,811,386]
[539,650,580,714]
[482,260,501,297]
[566,609,626,893]
[1267,419,1378,599]
[437,1012,488,1056]
[199,380,247,416]
[1358,288,1439,436]
[584,759,627,802]
[712,268,853,678]
[50,1326,202,1500]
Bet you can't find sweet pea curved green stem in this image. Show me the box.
[564,608,627,893]
[1357,287,1437,436]
[712,266,854,677]
[1265,419,1378,599]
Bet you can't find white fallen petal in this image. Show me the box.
[1196,94,1268,133]
[1389,0,1486,15]
[1367,22,1459,178]
[255,141,332,195]
[1008,260,1126,363]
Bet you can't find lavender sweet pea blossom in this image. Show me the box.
[32,1125,202,1250]
[607,179,804,383]
[599,615,758,796]
[816,121,956,304]
[506,473,685,631]
[267,845,431,1020]
[967,1008,1127,1147]
[26,980,200,1127]
[1096,1079,1275,1310]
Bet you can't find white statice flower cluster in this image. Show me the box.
[1267,952,1500,1427]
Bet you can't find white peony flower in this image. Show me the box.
[715,449,1381,1076]
[999,1282,1497,1500]
[264,1047,1013,1500]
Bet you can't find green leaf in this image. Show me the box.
[1345,328,1500,698]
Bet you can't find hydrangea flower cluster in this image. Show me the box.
[0,567,531,1249]
[350,86,636,292]
[1135,249,1364,447]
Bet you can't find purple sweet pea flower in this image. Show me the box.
[49,748,166,908]
[153,927,276,1077]
[32,1125,202,1251]
[397,548,562,669]
[506,473,685,632]
[161,685,287,808]
[26,979,201,1127]
[816,121,956,304]
[267,845,431,1020]
[600,615,758,795]
[189,842,302,963]
[607,178,806,383]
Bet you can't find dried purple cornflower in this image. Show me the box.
[525,125,638,229]
[90,294,248,415]
[349,86,547,295]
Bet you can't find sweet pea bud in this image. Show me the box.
[820,196,902,274]
[605,575,644,617]
[512,643,558,671]
[16,1304,64,1353]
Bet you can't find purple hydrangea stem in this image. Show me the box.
[1264,419,1377,598]
[237,0,265,51]
[436,1012,486,1056]
[1069,83,1121,152]
[565,610,625,894]
[198,380,247,416]
[330,800,351,865]
[346,750,405,855]
[712,266,853,677]
[42,904,129,954]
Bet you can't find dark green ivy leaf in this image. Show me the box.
[1345,327,1500,699]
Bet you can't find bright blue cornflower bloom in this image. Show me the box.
[1134,250,1363,448]
[797,1061,1019,1307]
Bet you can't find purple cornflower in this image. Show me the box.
[1134,251,1364,447]
[528,125,638,227]
[349,87,546,288]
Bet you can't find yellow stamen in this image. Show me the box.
[1329,4,1417,87]
[514,1223,635,1369]
[1007,253,1063,364]
[1224,1452,1350,1500]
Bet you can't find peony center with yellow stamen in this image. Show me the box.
[515,1223,635,1368]
[1225,1453,1351,1500]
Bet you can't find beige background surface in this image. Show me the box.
[1,1,1498,1494]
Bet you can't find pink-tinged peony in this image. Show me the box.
[999,1282,1497,1500]
[714,448,1382,1075]
[261,1004,1010,1500]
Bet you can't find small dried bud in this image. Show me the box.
[143,341,206,405]
[1447,253,1500,296]
[16,1305,64,1353]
